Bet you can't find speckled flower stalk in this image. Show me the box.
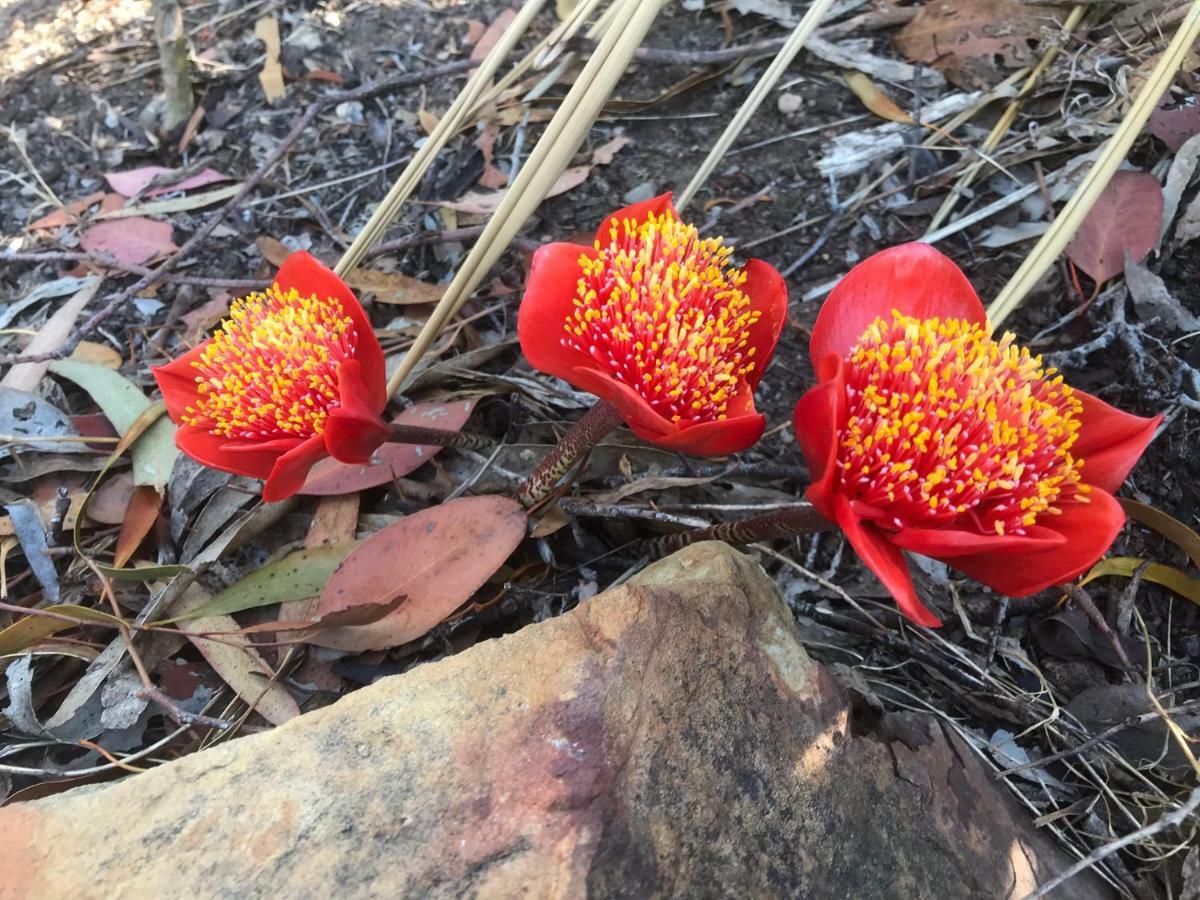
[653,502,834,556]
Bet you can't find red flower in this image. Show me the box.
[517,193,787,455]
[153,251,391,502]
[793,244,1161,627]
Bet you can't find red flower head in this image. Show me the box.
[517,193,787,455]
[153,251,391,502]
[793,244,1161,627]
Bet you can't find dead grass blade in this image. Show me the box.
[385,0,666,400]
[334,0,551,278]
[674,0,837,213]
[988,0,1200,328]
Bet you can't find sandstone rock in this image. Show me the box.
[1,542,1106,899]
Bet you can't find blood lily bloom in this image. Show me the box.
[153,252,391,502]
[517,193,787,456]
[793,244,1161,627]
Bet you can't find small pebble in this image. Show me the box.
[622,182,656,205]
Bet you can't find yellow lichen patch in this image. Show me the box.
[562,210,761,425]
[182,285,357,440]
[838,311,1088,535]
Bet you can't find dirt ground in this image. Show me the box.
[1,0,1198,894]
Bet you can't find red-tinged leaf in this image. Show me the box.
[469,8,516,62]
[28,191,105,230]
[1148,100,1200,153]
[1065,171,1164,285]
[300,398,479,495]
[309,495,527,651]
[113,485,162,567]
[80,217,177,266]
[104,166,230,198]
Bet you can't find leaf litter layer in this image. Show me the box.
[0,0,1198,895]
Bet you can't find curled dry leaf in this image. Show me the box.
[1065,170,1163,285]
[843,72,912,124]
[310,494,527,652]
[301,398,479,495]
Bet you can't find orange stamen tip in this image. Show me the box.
[180,285,357,441]
[562,210,755,426]
[837,312,1085,535]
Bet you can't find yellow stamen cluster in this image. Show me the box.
[562,210,761,425]
[838,312,1090,535]
[181,285,356,440]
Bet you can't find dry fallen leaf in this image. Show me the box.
[843,72,912,124]
[1065,170,1164,285]
[80,217,177,266]
[344,268,444,305]
[254,16,286,103]
[310,494,527,651]
[27,191,105,230]
[469,8,517,63]
[0,278,101,393]
[104,166,231,198]
[894,0,1062,88]
[113,485,162,568]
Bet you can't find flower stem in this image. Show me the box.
[516,400,624,509]
[387,424,494,451]
[652,503,834,555]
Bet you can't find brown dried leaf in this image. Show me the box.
[894,0,1064,88]
[843,72,912,124]
[113,485,162,568]
[310,495,527,651]
[344,268,443,305]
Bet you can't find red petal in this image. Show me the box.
[794,355,846,522]
[740,258,788,391]
[835,495,942,627]
[810,243,986,367]
[517,242,596,381]
[274,251,386,414]
[644,413,766,456]
[890,524,1066,559]
[566,364,677,439]
[261,435,329,502]
[1072,390,1161,493]
[323,361,392,464]
[949,491,1126,597]
[152,343,209,422]
[591,193,677,244]
[174,425,287,481]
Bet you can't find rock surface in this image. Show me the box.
[1,542,1105,899]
